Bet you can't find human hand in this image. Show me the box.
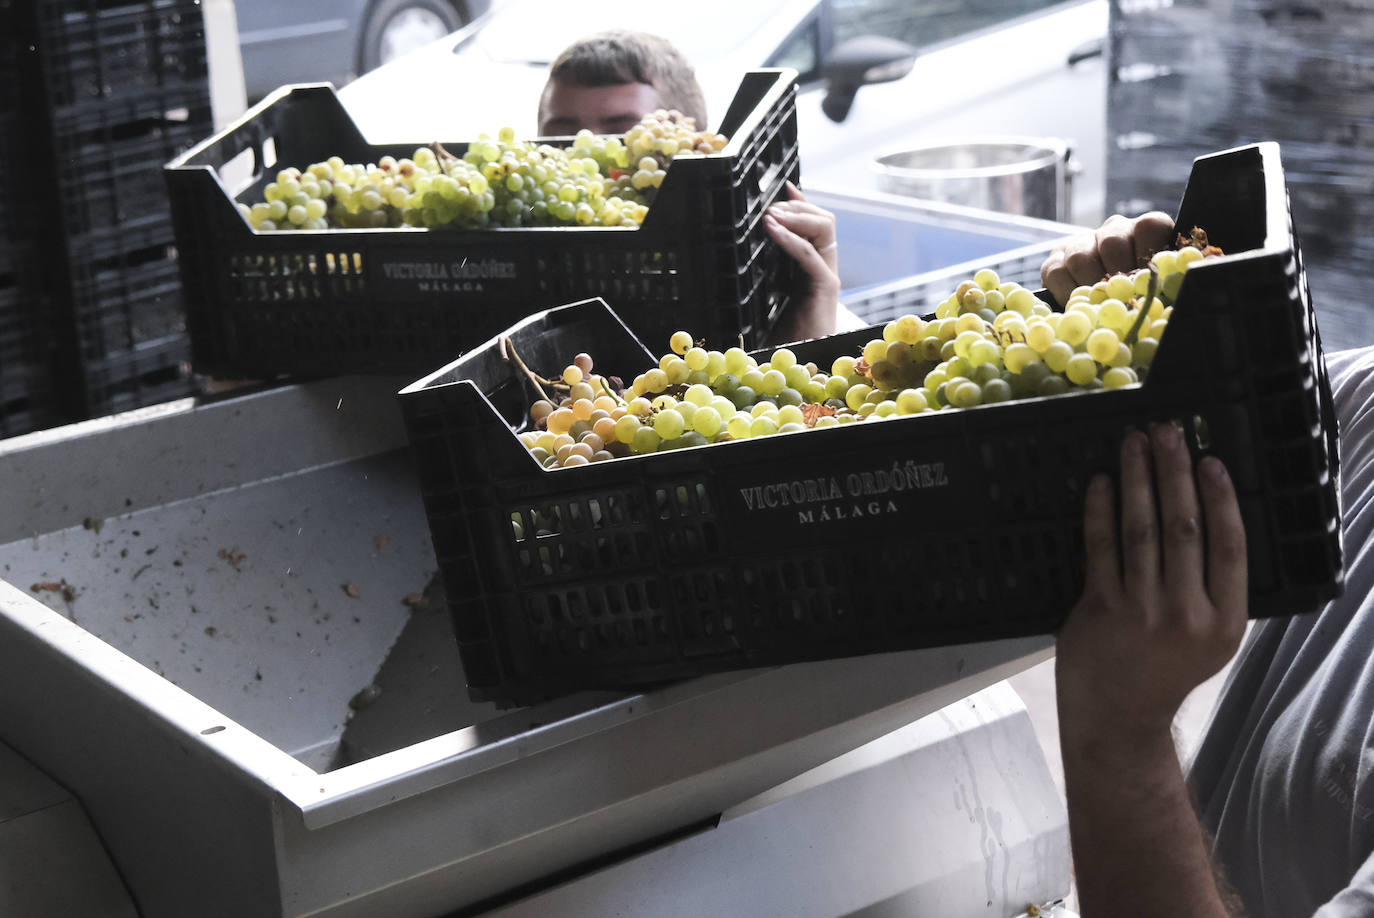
[764,181,840,342]
[1041,212,1176,307]
[1056,424,1248,755]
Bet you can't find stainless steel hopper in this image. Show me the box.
[0,376,1053,917]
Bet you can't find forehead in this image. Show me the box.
[541,81,662,123]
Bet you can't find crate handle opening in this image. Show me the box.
[219,144,259,199]
[757,160,782,198]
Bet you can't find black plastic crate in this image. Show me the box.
[0,0,208,423]
[51,111,205,246]
[67,244,185,359]
[0,0,197,429]
[165,69,801,380]
[0,108,25,275]
[0,279,36,370]
[0,269,60,438]
[398,142,1343,705]
[58,243,192,415]
[70,333,190,418]
[0,88,54,426]
[20,0,208,119]
[0,5,17,119]
[0,367,60,438]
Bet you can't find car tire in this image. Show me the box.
[358,0,466,75]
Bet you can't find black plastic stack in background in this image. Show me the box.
[0,0,209,432]
[0,4,60,437]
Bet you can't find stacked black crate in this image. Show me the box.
[7,0,210,423]
[0,4,61,437]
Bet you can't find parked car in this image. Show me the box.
[337,0,1108,224]
[234,0,492,101]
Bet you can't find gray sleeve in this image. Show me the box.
[1313,852,1374,916]
[1303,345,1374,918]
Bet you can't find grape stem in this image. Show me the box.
[593,376,628,406]
[499,336,563,403]
[1124,263,1158,346]
[430,141,460,169]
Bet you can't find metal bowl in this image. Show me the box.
[873,137,1074,222]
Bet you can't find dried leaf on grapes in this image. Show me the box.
[802,403,837,426]
[1178,226,1224,257]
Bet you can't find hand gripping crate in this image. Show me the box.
[165,70,801,380]
[399,142,1342,705]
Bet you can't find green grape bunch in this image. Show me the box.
[234,114,730,233]
[513,239,1222,472]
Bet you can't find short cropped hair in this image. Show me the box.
[544,30,708,127]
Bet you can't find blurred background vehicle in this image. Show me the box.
[234,0,492,102]
[336,0,1109,225]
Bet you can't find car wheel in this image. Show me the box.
[358,0,466,74]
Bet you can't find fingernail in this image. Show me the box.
[1123,430,1148,456]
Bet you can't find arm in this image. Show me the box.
[1041,211,1175,305]
[1056,424,1249,917]
[764,182,840,343]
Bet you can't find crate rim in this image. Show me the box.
[398,296,631,397]
[395,294,1165,476]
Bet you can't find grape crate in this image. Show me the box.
[165,69,800,380]
[399,142,1342,706]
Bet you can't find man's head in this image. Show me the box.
[537,30,708,136]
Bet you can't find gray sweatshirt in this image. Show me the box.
[1188,345,1374,916]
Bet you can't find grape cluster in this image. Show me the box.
[516,244,1219,470]
[235,114,730,233]
[621,109,727,190]
[625,109,727,157]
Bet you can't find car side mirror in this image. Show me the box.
[820,36,918,123]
